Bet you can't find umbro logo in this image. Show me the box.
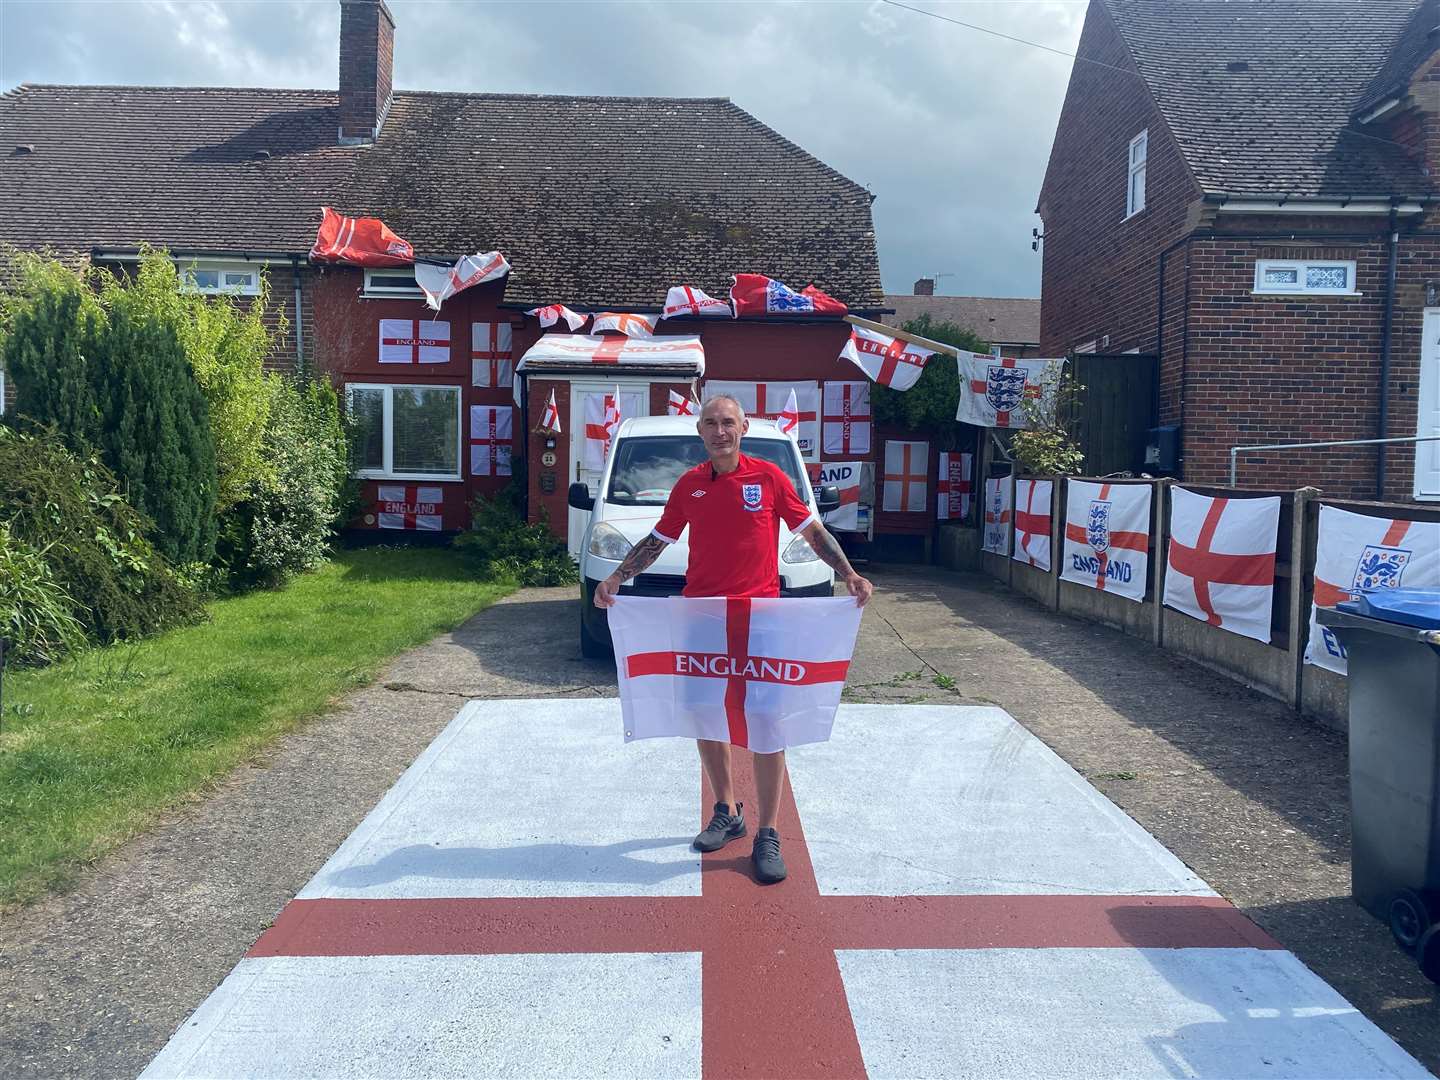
[691,489,707,498]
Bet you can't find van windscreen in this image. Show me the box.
[606,437,807,505]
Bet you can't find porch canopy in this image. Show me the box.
[516,334,705,377]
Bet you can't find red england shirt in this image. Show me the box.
[652,453,816,598]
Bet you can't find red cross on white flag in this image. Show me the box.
[541,389,561,434]
[982,476,1013,555]
[823,381,872,455]
[1012,478,1055,571]
[468,405,513,477]
[936,451,973,521]
[1060,480,1152,601]
[956,351,1063,428]
[819,461,863,532]
[660,284,731,319]
[1164,487,1280,643]
[376,484,443,531]
[414,251,510,311]
[584,387,622,469]
[527,304,588,331]
[839,326,933,391]
[777,388,801,440]
[704,381,819,455]
[667,389,697,416]
[590,312,657,338]
[379,319,450,364]
[882,440,928,512]
[470,322,514,387]
[609,595,862,752]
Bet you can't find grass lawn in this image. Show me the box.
[0,545,513,908]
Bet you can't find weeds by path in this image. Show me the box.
[0,546,512,908]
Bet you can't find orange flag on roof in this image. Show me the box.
[310,206,415,267]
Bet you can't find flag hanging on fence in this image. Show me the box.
[1012,479,1054,570]
[955,352,1062,428]
[1060,480,1152,601]
[839,326,933,391]
[661,285,731,319]
[471,321,514,387]
[1164,487,1280,643]
[730,274,848,317]
[584,387,622,469]
[1305,505,1440,675]
[667,389,697,417]
[541,389,561,434]
[982,476,1012,555]
[823,381,872,455]
[376,484,443,531]
[468,406,513,477]
[936,452,973,521]
[608,595,863,753]
[703,381,819,456]
[379,319,450,364]
[882,440,928,512]
[310,206,414,266]
[414,251,509,311]
[590,312,657,338]
[819,461,863,532]
[527,304,588,331]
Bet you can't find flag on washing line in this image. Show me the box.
[882,440,927,513]
[1305,505,1440,675]
[310,206,414,267]
[839,326,934,391]
[471,321,513,387]
[1012,479,1054,571]
[823,381,871,455]
[936,452,973,522]
[1164,487,1280,644]
[584,387,622,469]
[527,304,588,331]
[541,389,561,434]
[955,352,1063,428]
[608,595,863,753]
[376,484,442,531]
[469,405,513,477]
[1060,480,1152,602]
[379,319,449,364]
[730,274,848,317]
[413,251,510,311]
[982,476,1012,556]
[667,389,697,417]
[661,285,732,319]
[819,461,863,532]
[591,312,657,338]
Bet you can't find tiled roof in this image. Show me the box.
[1102,0,1434,198]
[1355,0,1440,117]
[881,295,1040,347]
[0,85,884,310]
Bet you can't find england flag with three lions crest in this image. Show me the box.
[607,596,863,753]
[955,352,1062,428]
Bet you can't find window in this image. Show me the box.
[1253,259,1358,296]
[179,260,261,295]
[1126,130,1147,219]
[346,383,461,480]
[363,269,424,297]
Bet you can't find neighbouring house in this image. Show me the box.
[0,0,925,552]
[1037,0,1440,501]
[883,278,1041,358]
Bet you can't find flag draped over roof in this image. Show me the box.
[310,207,414,267]
[527,304,588,331]
[730,274,847,317]
[661,285,732,319]
[517,335,705,374]
[414,251,510,311]
[591,312,657,338]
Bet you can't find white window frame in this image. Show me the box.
[346,382,463,482]
[363,268,425,298]
[1253,259,1360,296]
[1125,130,1147,220]
[178,259,262,296]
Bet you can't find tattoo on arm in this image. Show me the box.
[804,524,855,578]
[614,535,668,582]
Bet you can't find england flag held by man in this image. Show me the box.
[593,395,873,885]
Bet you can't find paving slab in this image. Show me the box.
[141,699,1429,1080]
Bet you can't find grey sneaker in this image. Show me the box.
[752,827,787,884]
[693,801,746,852]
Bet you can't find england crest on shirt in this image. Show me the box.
[1353,545,1411,591]
[986,366,1028,414]
[1087,499,1112,553]
[742,483,763,511]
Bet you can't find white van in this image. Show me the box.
[569,415,840,657]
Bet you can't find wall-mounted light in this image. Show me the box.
[1427,280,1439,307]
[544,437,556,450]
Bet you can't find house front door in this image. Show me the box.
[567,381,650,557]
[1417,308,1440,500]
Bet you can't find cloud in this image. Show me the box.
[0,0,1086,300]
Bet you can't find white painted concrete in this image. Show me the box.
[140,952,702,1080]
[837,947,1431,1079]
[299,699,702,900]
[789,704,1214,896]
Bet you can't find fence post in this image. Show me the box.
[1150,478,1170,646]
[1047,476,1062,611]
[1290,487,1321,712]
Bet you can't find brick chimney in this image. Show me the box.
[338,0,394,145]
[913,277,935,296]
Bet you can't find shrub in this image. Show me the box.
[1009,364,1087,476]
[870,314,988,443]
[0,524,86,666]
[0,425,202,646]
[216,374,350,590]
[454,487,579,587]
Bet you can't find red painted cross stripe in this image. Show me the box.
[1168,497,1275,626]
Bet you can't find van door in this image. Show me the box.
[1417,308,1440,500]
[568,382,650,557]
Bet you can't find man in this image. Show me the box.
[594,394,873,884]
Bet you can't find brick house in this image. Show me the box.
[1,0,906,544]
[883,278,1040,357]
[1037,0,1440,501]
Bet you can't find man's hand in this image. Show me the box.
[842,572,874,608]
[593,572,623,609]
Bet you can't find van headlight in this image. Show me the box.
[782,534,819,564]
[587,522,633,561]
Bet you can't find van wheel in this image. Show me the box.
[580,615,611,659]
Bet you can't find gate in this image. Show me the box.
[1062,352,1159,477]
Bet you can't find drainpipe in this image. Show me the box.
[1376,206,1400,498]
[290,256,305,374]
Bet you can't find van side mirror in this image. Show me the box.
[567,483,594,511]
[816,484,841,513]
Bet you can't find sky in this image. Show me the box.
[0,0,1087,300]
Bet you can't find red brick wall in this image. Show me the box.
[338,0,394,142]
